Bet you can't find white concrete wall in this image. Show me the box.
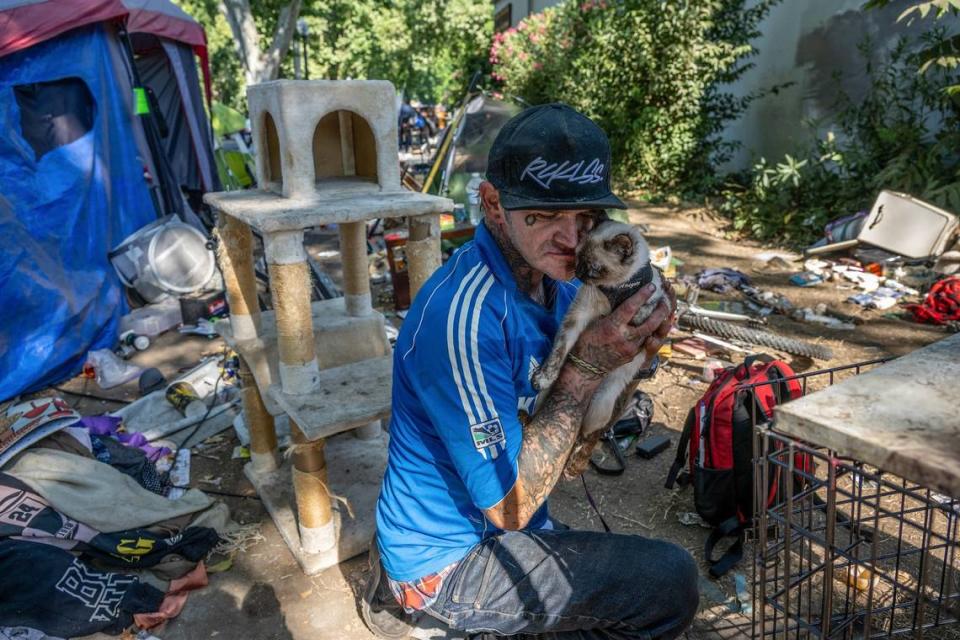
[495,0,557,29]
[721,0,922,171]
[492,0,922,171]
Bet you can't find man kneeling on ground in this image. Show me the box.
[363,103,699,639]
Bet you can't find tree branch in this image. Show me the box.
[261,0,304,83]
[221,0,263,86]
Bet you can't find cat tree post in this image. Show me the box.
[290,420,334,553]
[406,213,441,300]
[263,230,320,395]
[204,79,453,575]
[216,213,261,340]
[238,358,278,474]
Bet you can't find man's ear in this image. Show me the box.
[604,233,635,262]
[479,181,505,225]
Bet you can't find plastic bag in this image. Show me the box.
[84,349,142,389]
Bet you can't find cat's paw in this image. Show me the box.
[531,366,555,391]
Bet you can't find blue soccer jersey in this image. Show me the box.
[375,222,579,581]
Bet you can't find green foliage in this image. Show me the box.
[717,36,960,247]
[296,0,491,103]
[175,0,246,111]
[174,0,492,112]
[489,0,779,195]
[863,0,960,94]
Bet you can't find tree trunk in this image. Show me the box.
[221,0,304,87]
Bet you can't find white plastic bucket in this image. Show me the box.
[110,216,215,303]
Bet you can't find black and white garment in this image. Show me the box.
[0,539,164,637]
[0,473,219,568]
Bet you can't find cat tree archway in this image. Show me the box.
[205,80,452,574]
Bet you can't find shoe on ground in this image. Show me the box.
[361,541,415,640]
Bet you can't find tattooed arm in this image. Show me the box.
[561,280,677,480]
[484,364,603,530]
[561,384,636,480]
[485,285,673,530]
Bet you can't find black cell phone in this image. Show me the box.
[635,434,671,459]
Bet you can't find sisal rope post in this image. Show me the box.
[216,213,261,340]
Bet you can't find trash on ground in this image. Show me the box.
[0,398,79,468]
[751,253,796,273]
[672,337,713,360]
[179,289,228,325]
[651,246,682,279]
[384,323,400,344]
[847,288,902,310]
[138,367,167,395]
[792,308,856,330]
[635,434,671,459]
[740,285,792,315]
[735,573,753,615]
[845,566,877,592]
[789,271,823,287]
[701,359,734,382]
[178,317,220,338]
[110,215,216,303]
[232,445,250,460]
[159,448,191,499]
[120,297,183,337]
[906,275,960,325]
[696,268,751,293]
[805,191,958,259]
[677,511,711,528]
[934,250,960,276]
[199,474,223,489]
[84,348,143,389]
[206,557,234,574]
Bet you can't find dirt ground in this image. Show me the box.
[64,201,953,640]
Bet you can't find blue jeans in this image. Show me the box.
[420,529,699,639]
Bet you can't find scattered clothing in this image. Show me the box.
[29,428,93,459]
[133,561,209,630]
[0,398,79,469]
[5,448,211,533]
[79,415,171,462]
[0,628,63,640]
[907,276,960,325]
[0,473,220,569]
[0,539,164,637]
[696,268,750,293]
[91,434,171,496]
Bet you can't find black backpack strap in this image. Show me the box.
[665,407,696,489]
[589,431,627,476]
[704,516,744,579]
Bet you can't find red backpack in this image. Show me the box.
[665,357,812,577]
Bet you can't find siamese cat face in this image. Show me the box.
[574,221,650,287]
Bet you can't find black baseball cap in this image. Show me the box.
[486,103,626,211]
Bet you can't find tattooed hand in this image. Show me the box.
[570,283,672,374]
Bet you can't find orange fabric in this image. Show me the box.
[134,561,208,629]
[388,562,458,612]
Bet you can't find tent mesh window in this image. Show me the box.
[14,77,94,160]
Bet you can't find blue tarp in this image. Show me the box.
[0,26,156,401]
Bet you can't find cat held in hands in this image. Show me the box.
[532,219,667,436]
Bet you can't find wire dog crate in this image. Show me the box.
[744,360,960,639]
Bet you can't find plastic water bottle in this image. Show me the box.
[466,173,483,226]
